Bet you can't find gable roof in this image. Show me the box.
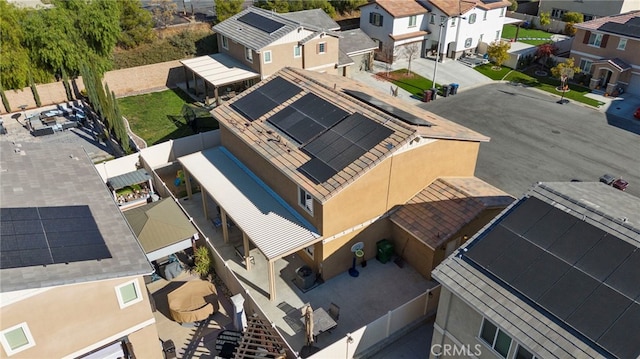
[433,182,640,359]
[339,29,378,56]
[212,6,340,51]
[576,10,640,39]
[0,141,152,293]
[368,0,428,17]
[427,0,509,16]
[279,8,340,31]
[212,67,489,203]
[390,177,513,250]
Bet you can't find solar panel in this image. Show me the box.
[546,220,606,265]
[604,250,640,300]
[291,93,349,128]
[486,237,543,283]
[567,284,632,340]
[259,77,302,103]
[598,303,640,359]
[343,89,432,127]
[599,21,640,38]
[287,120,326,144]
[538,267,600,320]
[523,206,578,249]
[575,233,635,281]
[299,158,338,183]
[232,77,302,122]
[237,12,285,34]
[510,250,571,301]
[500,196,551,233]
[465,225,518,268]
[0,206,112,269]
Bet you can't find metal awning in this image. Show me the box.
[178,147,319,261]
[180,53,260,88]
[107,168,151,190]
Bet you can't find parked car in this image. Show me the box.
[612,178,629,191]
[600,173,616,185]
[634,107,640,119]
[600,174,629,191]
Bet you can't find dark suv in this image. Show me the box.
[600,174,629,191]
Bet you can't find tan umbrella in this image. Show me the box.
[304,305,314,346]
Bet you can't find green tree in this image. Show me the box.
[330,0,366,14]
[551,57,580,82]
[117,0,155,49]
[487,40,511,69]
[215,0,244,22]
[539,11,551,30]
[0,83,11,113]
[562,12,583,36]
[507,0,517,12]
[151,0,177,28]
[304,0,335,18]
[61,67,74,101]
[29,73,41,107]
[0,1,32,89]
[255,0,289,13]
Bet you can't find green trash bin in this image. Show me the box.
[376,239,394,264]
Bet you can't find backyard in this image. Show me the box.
[377,69,442,98]
[118,88,218,145]
[502,24,553,45]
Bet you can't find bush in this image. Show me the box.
[193,245,213,279]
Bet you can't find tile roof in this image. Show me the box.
[279,8,340,31]
[213,67,489,203]
[389,30,430,41]
[390,177,513,249]
[433,182,640,359]
[0,141,152,293]
[593,57,632,72]
[339,29,378,56]
[372,0,428,17]
[476,0,511,11]
[575,10,640,39]
[428,0,477,17]
[212,6,339,51]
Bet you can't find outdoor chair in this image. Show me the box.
[328,302,340,321]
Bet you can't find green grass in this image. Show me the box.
[474,64,512,80]
[118,88,218,145]
[386,69,442,97]
[504,70,604,107]
[502,24,553,45]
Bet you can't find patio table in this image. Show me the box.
[300,307,337,341]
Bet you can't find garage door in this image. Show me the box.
[627,73,640,96]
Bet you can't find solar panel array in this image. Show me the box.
[0,206,112,269]
[599,21,640,38]
[464,197,640,359]
[344,90,433,127]
[237,12,285,34]
[267,93,349,144]
[300,113,393,183]
[231,77,302,121]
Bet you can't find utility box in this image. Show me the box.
[376,239,394,264]
[295,265,316,290]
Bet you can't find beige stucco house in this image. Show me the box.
[0,141,161,358]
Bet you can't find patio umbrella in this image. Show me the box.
[304,305,314,346]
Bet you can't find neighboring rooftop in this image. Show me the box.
[339,29,378,56]
[433,182,640,359]
[427,0,510,16]
[0,141,152,293]
[369,0,428,17]
[279,8,340,31]
[213,67,489,203]
[576,10,640,39]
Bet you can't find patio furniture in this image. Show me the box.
[167,281,217,323]
[299,307,337,342]
[328,302,340,321]
[215,330,242,358]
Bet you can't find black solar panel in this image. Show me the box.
[232,77,302,122]
[343,89,432,127]
[299,158,338,183]
[291,93,349,128]
[287,120,326,144]
[599,21,640,38]
[237,12,285,34]
[463,196,640,359]
[259,76,302,103]
[0,206,111,269]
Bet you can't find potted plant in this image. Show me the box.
[193,246,213,280]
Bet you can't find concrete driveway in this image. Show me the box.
[418,83,640,198]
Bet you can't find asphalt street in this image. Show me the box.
[419,83,640,198]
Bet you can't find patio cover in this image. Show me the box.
[180,53,260,88]
[107,168,151,190]
[124,198,197,261]
[178,147,320,261]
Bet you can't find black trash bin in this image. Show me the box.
[376,239,395,264]
[441,85,450,97]
[423,90,433,102]
[163,339,177,359]
[430,88,438,101]
[451,83,459,95]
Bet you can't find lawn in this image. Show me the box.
[474,64,512,81]
[118,88,218,145]
[504,70,604,107]
[380,69,442,97]
[502,24,553,45]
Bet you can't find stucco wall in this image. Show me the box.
[0,276,160,358]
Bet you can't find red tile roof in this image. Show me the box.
[373,0,428,17]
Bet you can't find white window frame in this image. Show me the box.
[465,37,472,47]
[579,58,593,73]
[294,45,301,58]
[318,42,326,54]
[500,7,505,17]
[514,344,538,359]
[221,35,228,50]
[479,33,484,43]
[451,16,456,27]
[115,279,143,309]
[495,30,500,40]
[469,13,476,24]
[588,33,603,47]
[408,15,417,27]
[263,50,272,64]
[244,46,253,62]
[617,38,627,50]
[298,187,314,215]
[478,318,512,358]
[370,12,383,27]
[483,10,487,20]
[0,323,36,356]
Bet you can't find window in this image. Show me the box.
[465,37,472,47]
[294,45,301,57]
[451,16,456,27]
[263,50,272,64]
[483,11,487,20]
[370,12,383,26]
[588,33,603,47]
[479,319,512,358]
[298,188,314,215]
[551,8,566,19]
[617,38,627,50]
[584,14,595,21]
[440,15,446,24]
[430,14,435,24]
[479,33,484,43]
[500,7,505,17]
[579,58,593,73]
[115,279,143,309]
[469,13,476,24]
[0,323,35,356]
[244,46,253,62]
[515,344,537,359]
[318,42,326,54]
[495,30,500,40]
[409,15,417,27]
[221,35,228,50]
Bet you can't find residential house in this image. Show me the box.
[177,66,511,301]
[0,142,161,358]
[570,11,640,96]
[539,0,640,21]
[429,182,640,359]
[359,0,511,61]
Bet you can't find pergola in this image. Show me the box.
[180,53,260,106]
[178,147,320,301]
